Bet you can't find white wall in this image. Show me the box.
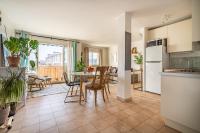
[131,28,146,70]
[0,12,15,37]
[108,45,118,67]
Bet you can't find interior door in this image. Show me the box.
[146,62,162,94]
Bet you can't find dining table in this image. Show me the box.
[70,71,99,104]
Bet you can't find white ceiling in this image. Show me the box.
[0,0,192,46]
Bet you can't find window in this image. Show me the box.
[37,44,64,82]
[89,51,100,66]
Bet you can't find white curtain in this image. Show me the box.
[64,41,73,79]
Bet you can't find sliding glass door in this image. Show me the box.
[38,44,64,83]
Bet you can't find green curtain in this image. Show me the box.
[72,40,77,71]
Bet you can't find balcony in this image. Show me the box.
[37,65,64,83]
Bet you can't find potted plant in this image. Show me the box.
[3,37,21,67]
[76,53,86,72]
[29,60,36,71]
[0,69,25,125]
[134,54,143,70]
[4,37,39,67]
[19,37,39,59]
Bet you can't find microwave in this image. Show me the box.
[147,38,167,47]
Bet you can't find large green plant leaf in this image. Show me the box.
[3,37,39,58]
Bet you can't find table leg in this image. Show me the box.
[79,76,83,104]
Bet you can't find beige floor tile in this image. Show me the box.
[9,84,176,133]
[122,116,141,128]
[74,124,99,133]
[158,126,181,133]
[126,129,138,133]
[58,121,82,133]
[91,119,111,130]
[7,130,20,133]
[39,119,56,132]
[112,120,133,133]
[39,113,54,122]
[100,126,120,133]
[144,118,164,130]
[20,123,39,133]
[135,123,157,133]
[22,117,39,128]
[113,110,130,120]
[131,112,149,123]
[39,127,59,133]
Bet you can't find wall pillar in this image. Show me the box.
[116,12,132,102]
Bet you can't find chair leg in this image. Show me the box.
[71,86,74,95]
[107,83,110,94]
[104,86,109,100]
[94,90,97,106]
[67,86,71,96]
[102,89,105,102]
[85,88,87,102]
[64,86,71,103]
[39,84,42,90]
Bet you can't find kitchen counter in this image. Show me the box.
[161,72,200,133]
[161,72,200,78]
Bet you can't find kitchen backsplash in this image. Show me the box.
[170,43,200,70]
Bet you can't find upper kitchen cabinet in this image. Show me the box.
[148,26,167,40]
[192,0,200,42]
[167,19,192,53]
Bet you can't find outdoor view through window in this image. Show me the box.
[89,51,100,66]
[38,44,64,82]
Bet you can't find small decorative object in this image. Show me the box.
[29,60,36,70]
[4,37,39,67]
[132,47,138,55]
[134,53,143,69]
[87,66,94,72]
[0,68,25,126]
[76,52,86,72]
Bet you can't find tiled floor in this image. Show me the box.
[1,84,180,133]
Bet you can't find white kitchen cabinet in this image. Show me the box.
[161,73,200,133]
[167,19,192,53]
[192,0,200,42]
[148,26,167,40]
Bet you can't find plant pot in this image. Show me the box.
[7,56,20,67]
[0,106,10,126]
[9,103,17,117]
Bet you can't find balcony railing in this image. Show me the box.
[37,65,64,82]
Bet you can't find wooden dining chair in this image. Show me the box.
[63,72,80,103]
[85,66,109,105]
[104,71,111,97]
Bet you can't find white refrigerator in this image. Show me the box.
[145,45,169,94]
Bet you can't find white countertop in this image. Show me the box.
[161,72,200,78]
